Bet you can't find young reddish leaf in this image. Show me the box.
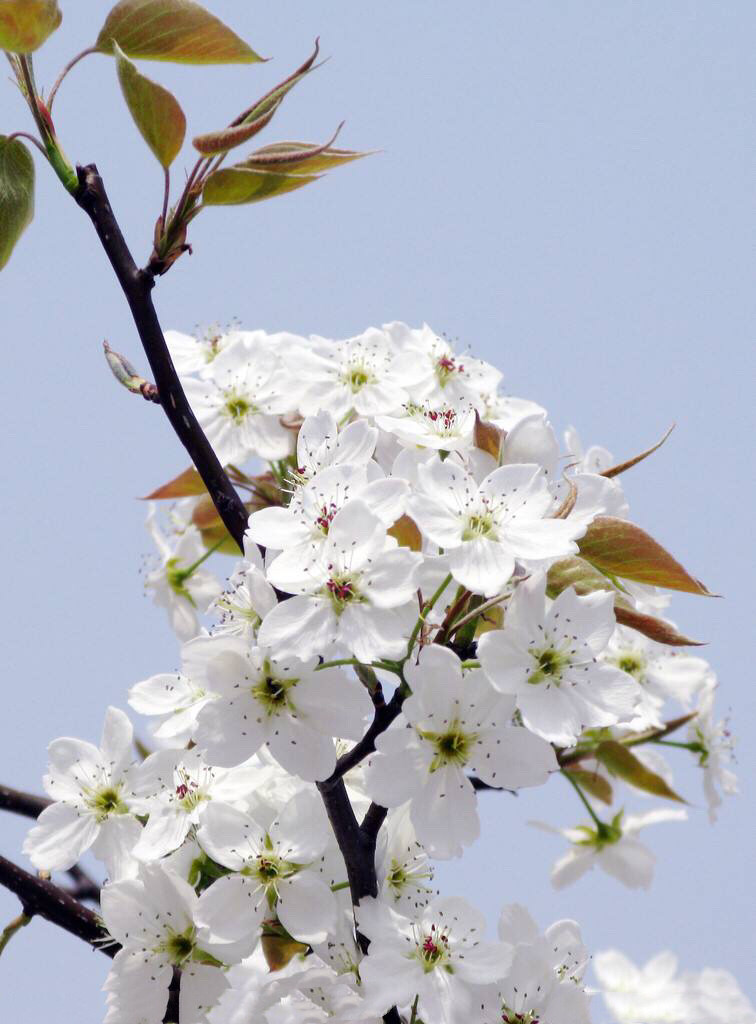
[0,0,61,54]
[0,136,34,270]
[96,0,262,64]
[232,40,319,126]
[613,604,704,648]
[388,515,423,552]
[578,516,714,596]
[202,167,319,207]
[191,494,252,554]
[142,466,206,500]
[602,424,675,479]
[191,100,281,156]
[114,43,186,167]
[596,740,687,803]
[242,136,369,175]
[563,766,613,805]
[473,411,503,460]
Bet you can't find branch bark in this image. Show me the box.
[0,784,50,819]
[73,164,249,552]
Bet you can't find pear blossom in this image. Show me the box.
[408,458,583,596]
[478,573,640,745]
[688,684,738,822]
[533,806,687,890]
[248,465,408,588]
[143,505,222,641]
[383,321,502,409]
[257,501,422,661]
[212,543,278,642]
[24,707,141,881]
[287,411,378,497]
[376,400,476,451]
[192,642,373,780]
[129,747,262,862]
[375,806,436,913]
[364,646,556,858]
[357,895,509,1024]
[100,863,228,1024]
[195,791,338,950]
[183,335,294,464]
[164,326,232,377]
[478,904,591,1024]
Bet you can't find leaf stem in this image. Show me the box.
[447,589,510,638]
[161,165,170,232]
[6,131,47,157]
[563,769,604,830]
[0,912,31,957]
[407,573,452,655]
[47,46,98,111]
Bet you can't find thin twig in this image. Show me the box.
[0,784,51,819]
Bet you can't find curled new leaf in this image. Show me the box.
[192,100,281,156]
[0,0,61,53]
[202,167,319,207]
[563,766,613,805]
[242,135,368,175]
[596,740,686,803]
[232,40,320,127]
[613,605,704,648]
[601,424,675,479]
[96,0,262,63]
[142,466,207,500]
[114,43,186,167]
[578,516,714,596]
[0,135,34,271]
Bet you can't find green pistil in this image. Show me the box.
[325,573,362,613]
[462,511,495,541]
[165,558,196,604]
[345,366,371,392]
[251,670,295,715]
[528,647,568,685]
[89,785,128,821]
[159,926,197,966]
[422,724,475,770]
[502,1009,541,1024]
[225,396,251,422]
[616,653,645,679]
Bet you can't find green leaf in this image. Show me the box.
[142,466,207,500]
[192,99,281,156]
[0,0,61,53]
[563,766,613,805]
[96,0,262,64]
[546,556,703,647]
[577,517,714,596]
[241,138,369,175]
[114,42,186,167]
[596,740,686,802]
[0,136,34,270]
[202,167,319,207]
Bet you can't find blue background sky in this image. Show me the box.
[1,2,754,1019]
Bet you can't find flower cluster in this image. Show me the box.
[23,323,745,1022]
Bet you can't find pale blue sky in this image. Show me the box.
[1,2,754,1019]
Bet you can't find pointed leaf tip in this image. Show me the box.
[114,43,186,167]
[602,424,676,479]
[202,167,320,207]
[0,135,35,271]
[96,0,263,64]
[596,741,687,803]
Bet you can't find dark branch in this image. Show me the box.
[0,784,50,819]
[74,164,249,551]
[321,688,406,789]
[0,855,114,956]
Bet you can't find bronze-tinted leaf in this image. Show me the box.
[578,516,714,596]
[596,740,686,802]
[96,0,262,63]
[232,40,319,127]
[613,604,703,648]
[563,766,613,805]
[0,135,34,270]
[0,0,61,53]
[202,167,319,206]
[474,411,503,460]
[602,424,675,479]
[388,515,423,552]
[114,43,186,167]
[142,466,206,500]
